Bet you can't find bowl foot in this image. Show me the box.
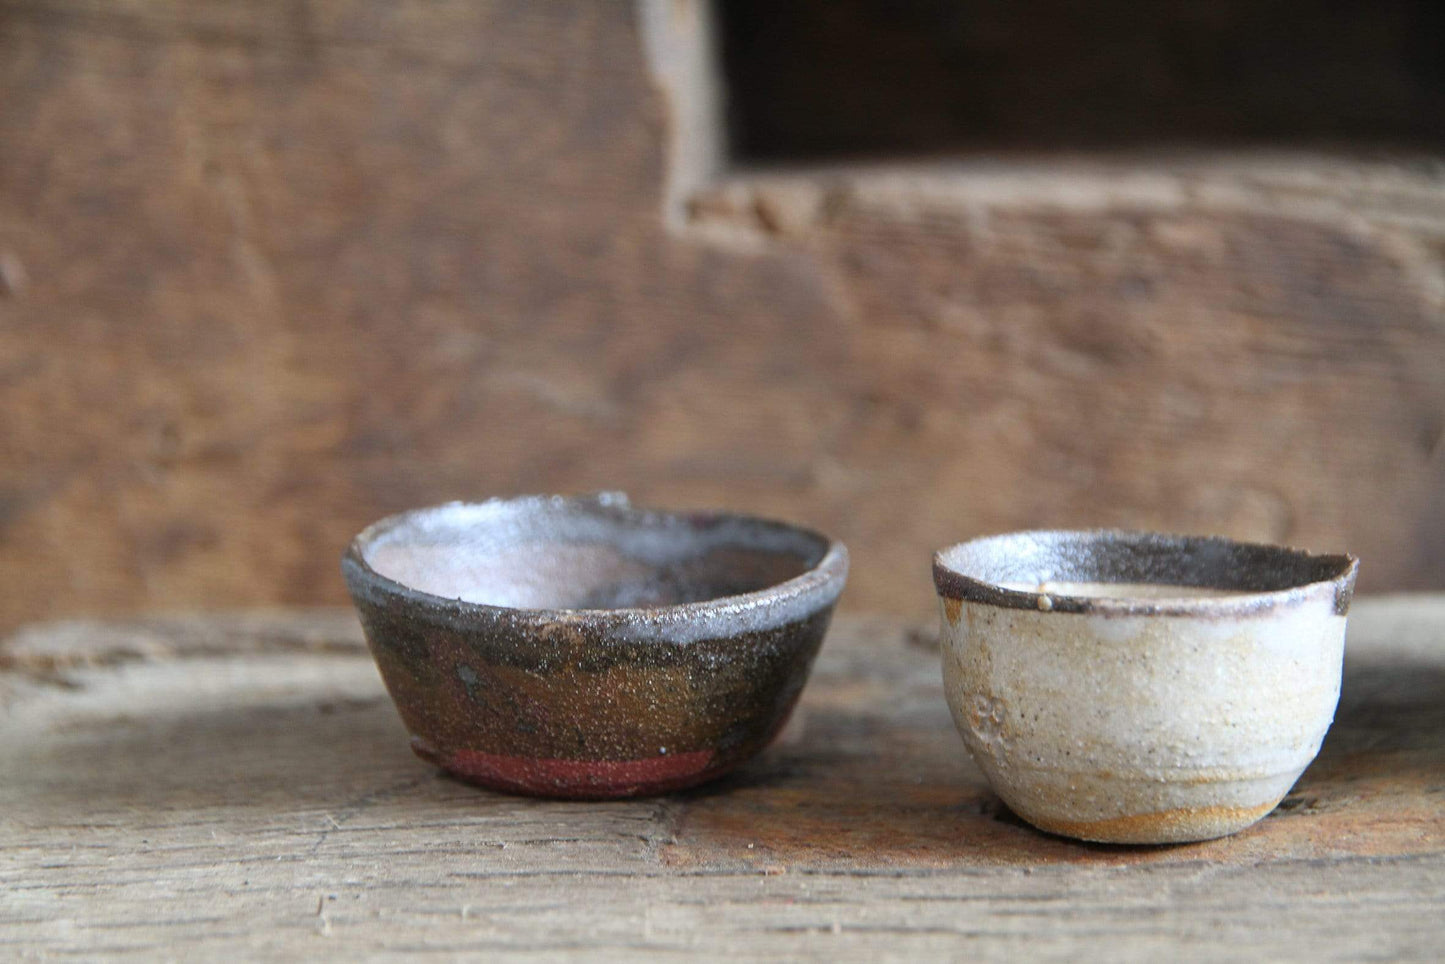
[1019,798,1282,844]
[411,737,719,799]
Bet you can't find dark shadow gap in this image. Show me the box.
[717,0,1445,162]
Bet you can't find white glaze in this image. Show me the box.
[999,581,1254,599]
[350,497,849,645]
[939,596,1347,843]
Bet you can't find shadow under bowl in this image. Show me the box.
[932,529,1358,844]
[342,494,848,799]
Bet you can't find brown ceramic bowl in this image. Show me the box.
[341,494,848,799]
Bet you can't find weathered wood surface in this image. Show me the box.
[2,599,1442,960]
[2,0,1444,636]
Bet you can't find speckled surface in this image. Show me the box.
[342,495,848,798]
[935,529,1356,617]
[934,530,1358,843]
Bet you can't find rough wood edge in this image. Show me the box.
[3,594,1439,676]
[0,609,366,678]
[638,0,1445,257]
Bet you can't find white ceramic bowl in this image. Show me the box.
[933,530,1358,844]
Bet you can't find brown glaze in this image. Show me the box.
[341,495,848,799]
[934,529,1358,617]
[941,596,963,627]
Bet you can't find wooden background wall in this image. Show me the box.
[2,0,1443,634]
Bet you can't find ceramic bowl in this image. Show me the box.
[342,494,848,799]
[932,530,1358,844]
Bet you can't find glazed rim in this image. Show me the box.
[342,494,849,643]
[933,529,1358,617]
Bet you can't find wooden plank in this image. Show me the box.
[2,600,1442,959]
[1,0,1443,636]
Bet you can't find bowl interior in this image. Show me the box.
[357,499,831,610]
[937,530,1355,600]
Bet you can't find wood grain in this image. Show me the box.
[1,0,1443,634]
[2,599,1442,958]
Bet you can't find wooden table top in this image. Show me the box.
[2,599,1442,960]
